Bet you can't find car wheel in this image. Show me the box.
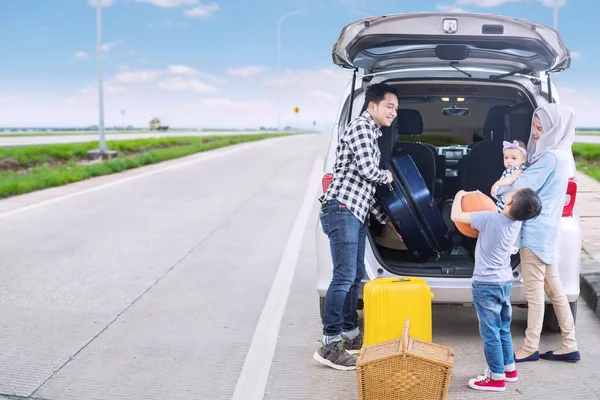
[543,301,577,333]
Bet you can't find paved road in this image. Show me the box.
[574,134,600,144]
[0,133,599,399]
[0,130,281,147]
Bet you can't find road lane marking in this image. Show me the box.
[0,140,273,219]
[231,157,322,400]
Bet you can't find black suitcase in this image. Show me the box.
[376,154,451,262]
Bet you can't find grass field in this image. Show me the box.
[0,134,286,199]
[572,143,600,182]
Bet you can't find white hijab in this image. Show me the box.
[527,103,576,165]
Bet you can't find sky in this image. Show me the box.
[0,0,599,129]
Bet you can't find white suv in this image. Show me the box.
[316,12,581,331]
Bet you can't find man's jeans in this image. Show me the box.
[472,280,516,380]
[320,199,366,337]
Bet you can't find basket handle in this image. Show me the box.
[401,318,410,353]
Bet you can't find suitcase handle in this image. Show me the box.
[401,318,410,353]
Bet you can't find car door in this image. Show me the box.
[332,13,571,75]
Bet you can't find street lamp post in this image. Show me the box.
[88,1,116,160]
[96,1,106,151]
[277,10,302,131]
[553,0,559,30]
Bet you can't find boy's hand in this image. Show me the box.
[454,190,467,200]
[450,189,472,225]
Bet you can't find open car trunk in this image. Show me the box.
[366,80,533,278]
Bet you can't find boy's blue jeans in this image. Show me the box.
[319,199,366,338]
[472,280,516,380]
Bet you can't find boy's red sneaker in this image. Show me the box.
[505,370,518,382]
[468,376,506,392]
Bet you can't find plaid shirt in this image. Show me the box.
[321,111,390,225]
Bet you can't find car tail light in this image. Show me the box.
[563,178,577,217]
[322,173,333,193]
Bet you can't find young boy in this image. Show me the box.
[451,188,542,392]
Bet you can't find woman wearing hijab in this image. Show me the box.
[492,103,581,363]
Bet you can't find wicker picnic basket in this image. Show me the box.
[356,318,454,400]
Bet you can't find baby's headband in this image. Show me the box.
[503,140,527,156]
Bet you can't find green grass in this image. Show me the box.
[572,143,600,181]
[0,137,203,166]
[0,129,271,137]
[0,130,153,137]
[0,134,286,199]
[572,144,600,159]
[575,159,600,181]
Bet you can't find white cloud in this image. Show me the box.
[538,0,566,6]
[185,3,219,17]
[114,70,162,84]
[157,77,218,93]
[227,66,266,78]
[571,51,581,59]
[453,0,520,6]
[559,85,600,127]
[146,18,191,29]
[89,0,116,7]
[437,0,565,11]
[264,68,351,91]
[309,90,336,100]
[102,42,117,53]
[105,84,128,94]
[74,51,89,59]
[191,98,270,111]
[134,0,197,7]
[435,4,470,12]
[167,65,198,75]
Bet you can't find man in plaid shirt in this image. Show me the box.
[314,83,403,370]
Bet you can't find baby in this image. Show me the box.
[493,140,528,213]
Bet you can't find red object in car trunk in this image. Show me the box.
[563,178,577,217]
[322,173,333,193]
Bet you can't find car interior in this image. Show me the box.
[366,81,536,277]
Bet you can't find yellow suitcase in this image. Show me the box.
[363,277,433,347]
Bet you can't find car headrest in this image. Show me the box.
[396,109,423,135]
[483,105,511,141]
[505,102,534,145]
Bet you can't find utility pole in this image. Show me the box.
[89,0,116,160]
[97,1,106,151]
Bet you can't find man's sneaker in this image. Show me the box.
[313,341,357,371]
[341,333,363,355]
[505,370,518,382]
[468,376,506,392]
